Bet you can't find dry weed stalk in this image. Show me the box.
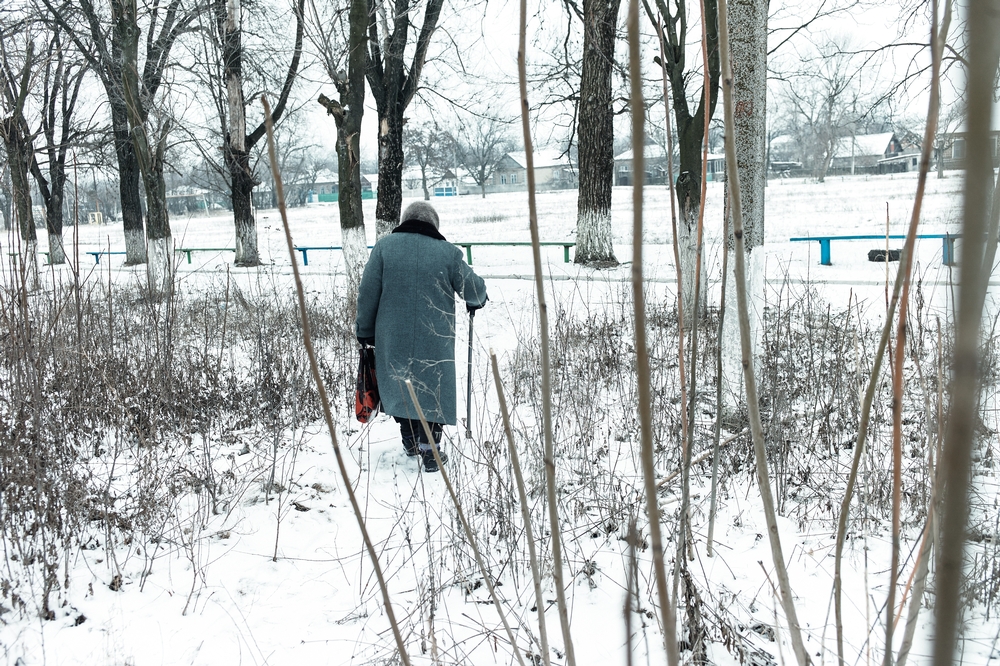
[405,381,527,666]
[627,1,679,663]
[490,351,551,666]
[261,96,411,665]
[516,0,575,661]
[831,2,951,664]
[716,0,809,663]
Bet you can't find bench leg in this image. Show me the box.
[942,236,956,266]
[299,249,309,266]
[465,245,473,265]
[819,239,831,266]
[186,250,193,264]
[564,245,571,263]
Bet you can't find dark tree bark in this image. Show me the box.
[317,0,369,293]
[643,0,720,315]
[574,0,621,266]
[215,0,304,267]
[28,28,87,265]
[366,0,444,238]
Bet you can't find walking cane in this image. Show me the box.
[466,309,475,439]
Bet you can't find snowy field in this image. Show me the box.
[1,172,999,666]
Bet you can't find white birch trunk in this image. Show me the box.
[146,236,173,298]
[342,223,368,300]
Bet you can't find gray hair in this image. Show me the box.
[401,201,440,229]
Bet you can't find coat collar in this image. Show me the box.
[391,219,447,241]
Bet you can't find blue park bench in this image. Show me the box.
[294,241,576,266]
[87,248,236,264]
[294,245,376,266]
[86,250,127,263]
[454,241,576,265]
[789,234,959,267]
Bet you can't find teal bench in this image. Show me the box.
[455,241,576,265]
[87,250,127,263]
[294,245,375,266]
[789,234,959,266]
[176,247,235,264]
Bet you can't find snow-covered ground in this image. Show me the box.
[2,172,998,666]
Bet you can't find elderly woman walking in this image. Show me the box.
[356,201,488,472]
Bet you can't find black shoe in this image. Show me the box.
[421,448,448,473]
[402,436,419,457]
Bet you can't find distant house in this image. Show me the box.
[829,132,905,174]
[938,117,1000,170]
[306,169,373,203]
[492,150,578,193]
[166,187,221,215]
[614,143,669,186]
[614,144,723,185]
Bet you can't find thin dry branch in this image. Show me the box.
[628,0,679,663]
[516,0,575,662]
[404,381,527,666]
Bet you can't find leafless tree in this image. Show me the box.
[366,0,445,238]
[309,0,368,294]
[0,27,40,286]
[205,0,304,266]
[574,0,621,266]
[780,40,864,182]
[42,0,197,267]
[449,113,515,198]
[642,0,720,317]
[28,23,91,265]
[403,121,447,200]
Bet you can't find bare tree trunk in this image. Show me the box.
[108,12,148,265]
[319,0,368,296]
[0,45,39,287]
[645,0,720,321]
[366,0,444,239]
[219,0,261,267]
[116,0,173,296]
[721,0,766,401]
[575,0,620,266]
[218,0,304,266]
[375,114,404,238]
[110,98,147,264]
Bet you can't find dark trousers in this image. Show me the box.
[394,416,443,450]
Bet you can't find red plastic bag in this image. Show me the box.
[355,345,380,423]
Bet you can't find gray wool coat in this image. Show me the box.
[355,231,488,425]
